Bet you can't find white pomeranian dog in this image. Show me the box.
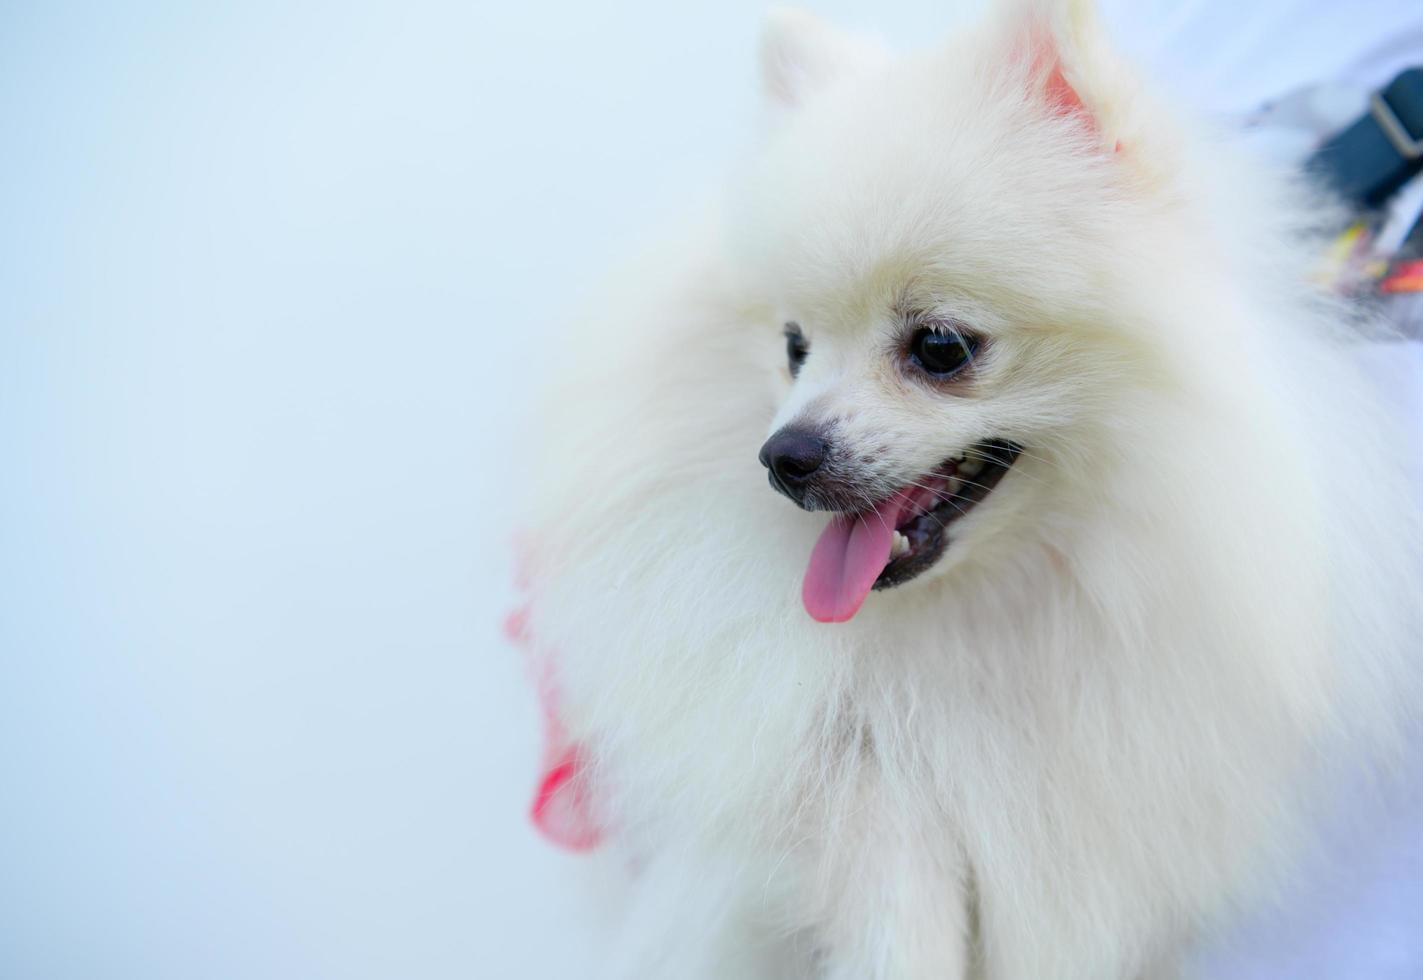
[515,1,1423,976]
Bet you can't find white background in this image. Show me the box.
[2,2,1421,978]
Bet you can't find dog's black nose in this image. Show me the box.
[759,428,828,501]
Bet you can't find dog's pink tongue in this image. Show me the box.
[802,494,904,623]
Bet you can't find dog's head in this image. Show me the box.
[732,1,1170,622]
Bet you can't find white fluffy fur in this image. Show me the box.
[522,2,1423,977]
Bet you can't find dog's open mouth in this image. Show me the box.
[802,440,1021,623]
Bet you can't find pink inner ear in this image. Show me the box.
[1027,28,1088,122]
[1043,59,1089,121]
[1023,27,1114,148]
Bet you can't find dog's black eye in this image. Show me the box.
[909,326,978,378]
[785,323,809,378]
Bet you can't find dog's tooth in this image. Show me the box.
[891,530,909,558]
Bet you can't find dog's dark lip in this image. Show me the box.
[871,439,1021,590]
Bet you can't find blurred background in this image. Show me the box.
[2,1,1422,978]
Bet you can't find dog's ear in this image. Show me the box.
[994,0,1125,151]
[759,6,888,111]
